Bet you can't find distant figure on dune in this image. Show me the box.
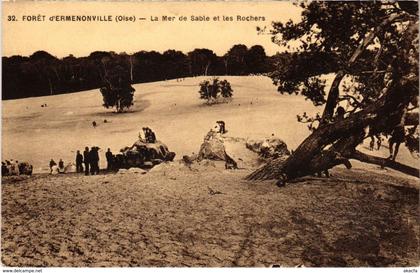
[92,121,97,128]
[49,159,57,173]
[83,147,90,176]
[75,150,84,173]
[104,119,108,123]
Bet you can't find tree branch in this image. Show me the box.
[321,13,405,121]
[351,150,419,178]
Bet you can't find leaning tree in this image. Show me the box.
[247,2,419,183]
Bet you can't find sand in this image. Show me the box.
[2,76,419,267]
[2,162,418,267]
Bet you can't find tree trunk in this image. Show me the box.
[129,55,134,83]
[246,13,416,183]
[48,78,53,96]
[204,62,211,76]
[224,59,228,75]
[321,13,404,121]
[247,80,419,181]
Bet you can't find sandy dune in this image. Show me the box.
[2,76,419,267]
[2,162,418,267]
[2,76,327,173]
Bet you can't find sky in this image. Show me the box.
[2,1,302,58]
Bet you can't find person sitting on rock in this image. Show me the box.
[138,131,144,142]
[216,121,226,134]
[143,127,157,143]
[260,140,271,158]
[142,127,150,142]
[149,130,156,143]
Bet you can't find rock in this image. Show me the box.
[197,130,238,169]
[246,137,290,159]
[198,130,229,161]
[117,169,129,175]
[127,167,147,174]
[152,159,163,165]
[115,139,176,170]
[182,155,194,164]
[143,161,154,168]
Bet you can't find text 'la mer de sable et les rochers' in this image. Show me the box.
[151,15,266,21]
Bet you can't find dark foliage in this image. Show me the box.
[100,64,135,112]
[198,78,234,104]
[3,45,270,100]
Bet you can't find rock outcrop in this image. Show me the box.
[246,137,290,159]
[197,130,238,169]
[115,139,176,170]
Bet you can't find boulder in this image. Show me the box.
[197,130,238,168]
[115,139,176,170]
[127,167,147,174]
[246,137,290,159]
[198,130,228,161]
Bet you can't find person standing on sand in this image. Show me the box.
[15,161,20,176]
[75,150,84,173]
[388,125,405,161]
[105,148,113,171]
[83,147,90,176]
[89,147,100,175]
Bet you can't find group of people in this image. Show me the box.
[47,147,114,176]
[2,160,21,176]
[333,106,414,161]
[140,127,157,143]
[49,158,66,174]
[79,147,101,175]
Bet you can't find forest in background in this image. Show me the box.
[2,44,279,100]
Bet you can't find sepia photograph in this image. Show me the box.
[1,0,419,269]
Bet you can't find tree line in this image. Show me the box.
[2,44,272,100]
